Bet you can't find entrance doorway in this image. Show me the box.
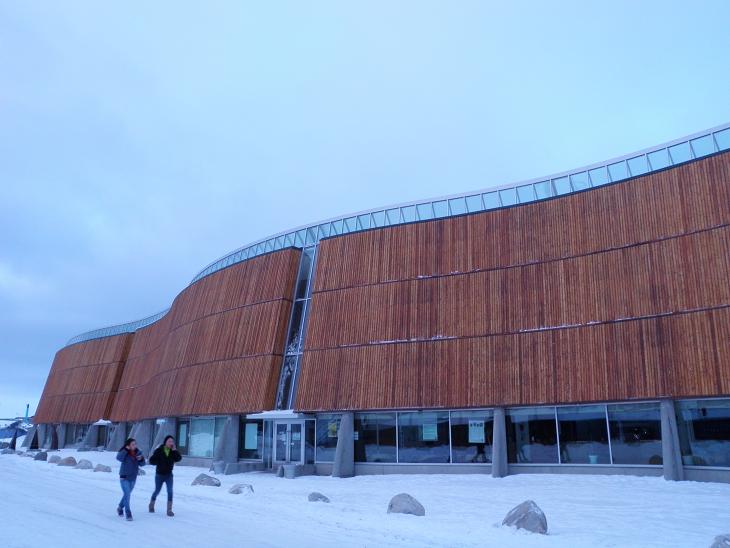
[273,421,304,464]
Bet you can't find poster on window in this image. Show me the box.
[244,423,258,450]
[422,423,438,441]
[178,424,188,447]
[327,420,338,438]
[468,420,485,443]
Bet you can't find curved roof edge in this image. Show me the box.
[65,122,730,347]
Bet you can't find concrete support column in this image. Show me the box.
[20,426,35,449]
[129,420,154,458]
[56,424,67,449]
[491,407,508,478]
[152,418,177,451]
[212,415,240,474]
[80,425,100,450]
[37,425,47,450]
[660,399,684,481]
[332,412,354,478]
[107,422,128,451]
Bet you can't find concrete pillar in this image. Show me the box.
[212,415,240,474]
[37,425,47,450]
[107,422,128,451]
[332,412,354,478]
[660,399,684,481]
[56,424,67,449]
[80,425,100,450]
[21,426,36,449]
[491,407,508,478]
[129,420,154,458]
[151,418,177,451]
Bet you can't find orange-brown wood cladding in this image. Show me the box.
[107,248,300,421]
[296,152,730,411]
[34,334,133,424]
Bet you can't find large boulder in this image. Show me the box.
[387,493,425,517]
[57,456,77,467]
[1,449,15,455]
[308,492,330,503]
[75,459,93,470]
[502,500,548,535]
[710,534,730,548]
[191,473,220,487]
[33,451,48,461]
[228,483,254,495]
[94,464,112,473]
[48,455,61,464]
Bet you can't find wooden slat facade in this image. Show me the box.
[109,248,300,421]
[295,152,730,411]
[34,333,133,424]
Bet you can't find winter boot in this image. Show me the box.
[117,506,123,517]
[167,501,174,517]
[149,499,155,513]
[126,512,133,521]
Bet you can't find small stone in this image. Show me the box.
[502,500,548,534]
[308,492,330,503]
[94,464,112,473]
[57,456,77,467]
[74,459,93,470]
[387,493,425,517]
[33,451,48,461]
[22,452,36,458]
[228,483,254,495]
[191,473,221,487]
[48,455,61,464]
[710,534,730,548]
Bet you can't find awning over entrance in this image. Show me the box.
[246,410,314,421]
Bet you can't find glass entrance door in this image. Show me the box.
[273,421,304,464]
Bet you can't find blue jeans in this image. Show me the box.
[151,473,174,502]
[118,478,136,516]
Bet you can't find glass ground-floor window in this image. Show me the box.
[676,398,730,467]
[607,402,662,465]
[558,405,610,464]
[507,407,558,463]
[239,418,263,460]
[176,420,190,456]
[189,418,215,458]
[397,411,450,463]
[315,414,341,462]
[450,410,493,463]
[354,413,397,463]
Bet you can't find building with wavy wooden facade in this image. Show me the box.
[32,124,730,482]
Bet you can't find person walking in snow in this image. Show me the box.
[148,435,182,517]
[116,437,146,521]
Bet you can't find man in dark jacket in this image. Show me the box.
[116,438,146,521]
[148,435,182,516]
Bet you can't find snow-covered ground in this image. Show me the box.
[1,449,729,548]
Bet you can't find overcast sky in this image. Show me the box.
[1,1,729,419]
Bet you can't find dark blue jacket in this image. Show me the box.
[116,448,146,480]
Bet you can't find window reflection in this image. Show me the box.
[354,413,396,463]
[676,399,730,467]
[397,411,450,463]
[506,407,558,463]
[557,405,610,464]
[450,410,493,463]
[315,414,341,463]
[607,403,662,465]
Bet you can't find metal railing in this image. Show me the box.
[65,122,730,346]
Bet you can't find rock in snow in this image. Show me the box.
[57,456,77,467]
[387,493,425,517]
[94,464,111,473]
[710,534,730,548]
[228,483,254,495]
[501,500,548,534]
[48,455,61,464]
[75,459,93,470]
[33,451,48,461]
[308,492,330,503]
[1,449,15,455]
[191,473,220,487]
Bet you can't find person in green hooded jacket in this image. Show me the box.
[148,435,182,516]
